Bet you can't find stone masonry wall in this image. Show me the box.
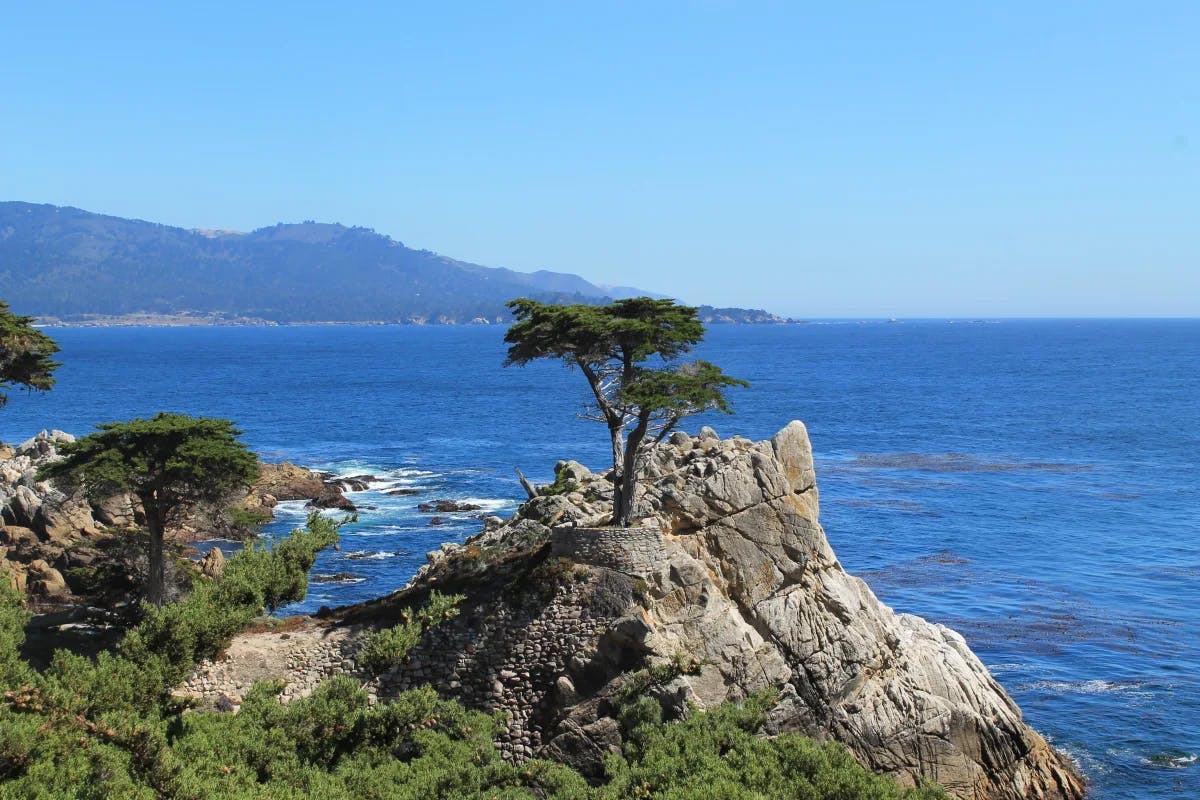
[550,525,664,576]
[373,576,616,761]
[181,571,627,763]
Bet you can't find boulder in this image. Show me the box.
[253,462,331,502]
[198,547,226,580]
[416,499,483,513]
[92,493,140,527]
[306,486,356,511]
[33,494,101,543]
[27,558,69,599]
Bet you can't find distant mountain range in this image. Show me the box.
[0,202,790,325]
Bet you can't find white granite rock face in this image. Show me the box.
[508,421,1082,799]
[626,422,1082,799]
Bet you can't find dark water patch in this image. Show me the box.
[945,610,1145,658]
[1138,564,1200,580]
[920,550,970,566]
[847,452,1095,473]
[835,498,936,515]
[859,549,973,588]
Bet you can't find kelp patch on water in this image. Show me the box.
[845,452,1095,473]
[859,550,973,589]
[835,498,938,515]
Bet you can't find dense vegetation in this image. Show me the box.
[0,300,59,407]
[0,514,943,799]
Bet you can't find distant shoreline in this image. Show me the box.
[35,314,802,328]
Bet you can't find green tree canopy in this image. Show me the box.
[505,297,747,527]
[0,300,60,408]
[39,413,260,606]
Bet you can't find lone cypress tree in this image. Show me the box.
[0,300,60,408]
[39,413,259,606]
[505,297,747,527]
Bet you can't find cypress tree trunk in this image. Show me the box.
[609,423,627,526]
[615,422,648,528]
[144,498,166,607]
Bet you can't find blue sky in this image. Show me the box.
[1,2,1196,317]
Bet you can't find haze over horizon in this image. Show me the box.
[2,3,1196,318]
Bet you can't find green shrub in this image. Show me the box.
[0,516,946,800]
[603,692,947,800]
[540,468,579,497]
[226,506,271,538]
[357,591,463,672]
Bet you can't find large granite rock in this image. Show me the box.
[381,422,1083,799]
[187,422,1082,798]
[247,461,356,512]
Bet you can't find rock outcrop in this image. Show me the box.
[1,431,105,601]
[245,461,361,515]
[0,432,357,602]
[182,422,1084,799]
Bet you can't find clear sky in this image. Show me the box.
[2,2,1196,317]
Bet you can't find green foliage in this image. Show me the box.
[226,506,271,538]
[0,577,33,689]
[523,556,592,601]
[504,297,747,526]
[621,360,748,420]
[505,297,706,369]
[0,299,60,407]
[614,653,702,708]
[358,591,464,672]
[618,694,663,735]
[541,467,580,497]
[38,412,260,606]
[38,412,260,508]
[0,519,945,799]
[632,577,650,602]
[601,692,947,800]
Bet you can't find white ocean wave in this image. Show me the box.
[1141,753,1197,769]
[1023,679,1151,697]
[342,550,401,561]
[312,574,367,585]
[985,662,1043,675]
[339,528,424,538]
[270,500,315,518]
[460,497,518,512]
[376,468,437,479]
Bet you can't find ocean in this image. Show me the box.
[1,320,1196,799]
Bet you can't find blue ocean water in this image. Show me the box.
[1,320,1196,799]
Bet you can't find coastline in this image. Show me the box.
[35,316,802,328]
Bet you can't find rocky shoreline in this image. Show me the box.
[178,422,1085,800]
[0,430,358,606]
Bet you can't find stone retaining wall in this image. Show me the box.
[550,525,664,576]
[180,576,620,763]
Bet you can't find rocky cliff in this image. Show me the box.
[181,422,1084,800]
